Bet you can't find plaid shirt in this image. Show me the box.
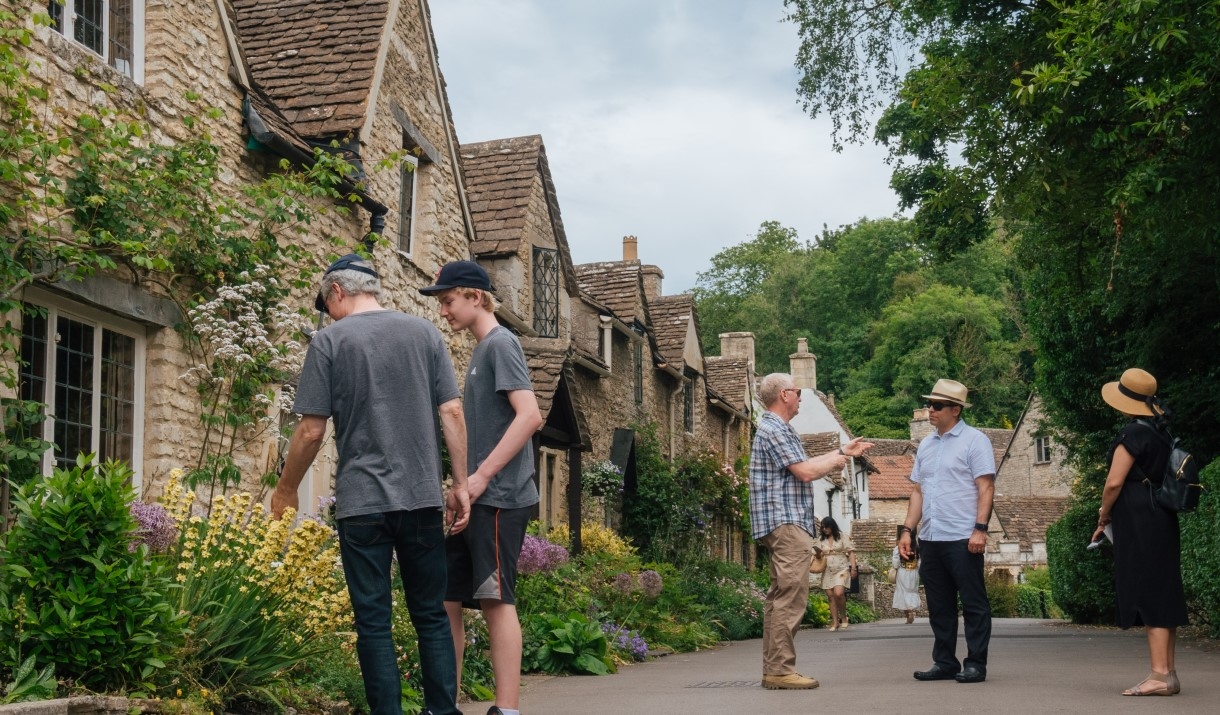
[749,411,815,539]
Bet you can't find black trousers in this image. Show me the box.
[919,539,992,672]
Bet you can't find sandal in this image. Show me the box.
[1122,671,1174,696]
[1166,670,1180,695]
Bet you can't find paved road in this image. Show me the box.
[466,618,1219,714]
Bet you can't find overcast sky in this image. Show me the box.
[429,0,902,294]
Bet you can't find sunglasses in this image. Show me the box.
[926,401,955,411]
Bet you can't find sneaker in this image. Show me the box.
[762,672,820,690]
[486,708,505,715]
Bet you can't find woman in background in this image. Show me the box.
[1093,368,1188,696]
[817,517,856,631]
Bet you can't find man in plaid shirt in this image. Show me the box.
[750,373,872,690]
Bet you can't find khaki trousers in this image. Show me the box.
[760,523,814,675]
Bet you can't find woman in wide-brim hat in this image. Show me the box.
[1093,368,1188,696]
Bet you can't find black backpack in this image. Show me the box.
[1134,419,1203,513]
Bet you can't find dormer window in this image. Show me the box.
[48,1,143,81]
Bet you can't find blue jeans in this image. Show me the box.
[338,509,461,715]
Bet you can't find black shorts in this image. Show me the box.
[446,503,532,607]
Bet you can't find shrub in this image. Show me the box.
[844,597,878,624]
[682,561,765,640]
[531,614,613,675]
[1181,459,1220,635]
[805,592,831,627]
[0,457,181,692]
[985,573,1019,618]
[1046,501,1116,623]
[547,522,637,561]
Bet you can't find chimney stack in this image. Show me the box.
[642,265,664,301]
[789,338,817,390]
[910,407,932,441]
[622,235,638,262]
[719,332,756,373]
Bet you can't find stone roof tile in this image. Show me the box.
[231,0,389,139]
[993,496,1072,550]
[705,357,750,413]
[575,262,644,324]
[648,294,695,369]
[519,340,567,419]
[850,519,901,552]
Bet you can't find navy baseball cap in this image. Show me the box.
[418,260,495,295]
[315,254,379,312]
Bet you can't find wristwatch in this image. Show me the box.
[974,522,988,533]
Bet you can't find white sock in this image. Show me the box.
[499,710,520,715]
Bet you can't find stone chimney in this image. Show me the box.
[641,264,664,301]
[719,332,756,372]
[910,407,932,441]
[789,338,817,390]
[622,235,638,261]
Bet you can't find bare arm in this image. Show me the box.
[786,436,874,482]
[466,389,543,502]
[1094,445,1135,540]
[271,414,328,518]
[438,397,471,535]
[898,482,923,559]
[969,474,995,554]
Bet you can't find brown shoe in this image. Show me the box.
[762,673,820,690]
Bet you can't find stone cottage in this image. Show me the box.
[6,0,475,506]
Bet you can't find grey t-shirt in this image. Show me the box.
[293,310,461,520]
[465,326,538,509]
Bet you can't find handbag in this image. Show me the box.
[809,548,827,574]
[848,573,860,594]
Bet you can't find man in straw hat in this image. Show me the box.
[898,378,996,684]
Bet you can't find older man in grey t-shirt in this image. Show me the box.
[273,254,469,715]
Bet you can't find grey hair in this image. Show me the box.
[759,373,794,407]
[321,264,383,304]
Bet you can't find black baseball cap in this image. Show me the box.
[418,260,495,295]
[315,254,379,312]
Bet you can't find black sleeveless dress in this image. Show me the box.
[1109,421,1189,629]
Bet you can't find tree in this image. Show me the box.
[786,0,1220,464]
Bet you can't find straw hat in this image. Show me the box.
[921,379,972,408]
[1101,368,1163,417]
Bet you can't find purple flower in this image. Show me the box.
[612,571,635,595]
[129,500,177,553]
[602,622,648,662]
[639,569,663,598]
[518,535,570,575]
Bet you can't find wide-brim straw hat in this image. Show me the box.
[1101,368,1163,417]
[922,378,972,408]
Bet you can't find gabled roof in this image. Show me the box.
[977,427,1015,468]
[802,433,846,487]
[461,135,579,294]
[869,454,916,499]
[992,496,1071,550]
[575,262,645,325]
[705,357,751,414]
[865,438,918,456]
[519,338,590,450]
[230,0,388,139]
[648,294,696,370]
[850,519,899,552]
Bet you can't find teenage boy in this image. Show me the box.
[421,260,543,715]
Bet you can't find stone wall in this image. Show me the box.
[996,397,1073,497]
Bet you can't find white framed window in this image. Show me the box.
[19,289,146,486]
[47,1,144,82]
[1035,436,1052,464]
[397,155,418,256]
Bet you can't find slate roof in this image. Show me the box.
[993,496,1071,550]
[869,454,916,499]
[648,294,695,370]
[462,136,579,294]
[866,438,918,456]
[705,357,751,414]
[850,519,900,553]
[575,262,645,325]
[231,0,388,138]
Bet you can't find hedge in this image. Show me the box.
[1181,460,1220,635]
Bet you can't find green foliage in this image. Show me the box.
[985,573,1019,618]
[581,459,624,498]
[1,655,57,704]
[289,635,367,714]
[531,614,613,676]
[786,0,1220,464]
[844,597,877,624]
[620,424,747,563]
[681,561,766,641]
[1046,501,1116,624]
[1181,459,1220,635]
[0,457,181,691]
[0,393,50,488]
[804,592,830,627]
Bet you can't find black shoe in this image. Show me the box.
[914,664,959,681]
[486,707,504,715]
[955,666,986,683]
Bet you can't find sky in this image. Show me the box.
[429,0,902,294]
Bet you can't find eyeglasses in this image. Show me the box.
[783,388,801,400]
[926,401,954,411]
